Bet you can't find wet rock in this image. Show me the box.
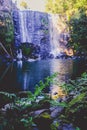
[51,107,64,118]
[30,109,49,117]
[58,123,76,130]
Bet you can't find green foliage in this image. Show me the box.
[65,93,86,114]
[0,12,14,55]
[76,127,81,130]
[0,91,16,99]
[20,1,28,9]
[68,9,87,52]
[60,92,87,129]
[34,73,58,97]
[59,73,87,129]
[0,74,57,130]
[21,43,40,58]
[0,91,16,108]
[46,0,87,19]
[51,121,59,130]
[50,100,67,107]
[46,0,87,52]
[61,72,87,94]
[1,73,87,130]
[21,44,31,57]
[20,117,34,128]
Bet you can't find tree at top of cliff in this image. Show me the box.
[46,0,87,19]
[20,1,28,9]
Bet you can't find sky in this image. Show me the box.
[12,0,46,12]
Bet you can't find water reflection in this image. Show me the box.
[49,59,73,99]
[50,59,73,81]
[20,60,50,91]
[0,59,86,92]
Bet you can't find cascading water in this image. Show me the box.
[16,49,22,60]
[48,14,61,57]
[18,11,35,44]
[13,10,50,58]
[19,11,30,43]
[13,10,67,59]
[13,10,49,44]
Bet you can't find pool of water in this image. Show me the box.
[0,58,86,92]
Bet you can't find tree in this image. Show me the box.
[46,0,87,53]
[20,1,28,9]
[46,0,87,19]
[68,9,87,52]
[0,11,14,57]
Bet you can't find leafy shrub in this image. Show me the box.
[68,9,87,53]
[0,73,57,130]
[0,11,14,56]
[60,73,87,130]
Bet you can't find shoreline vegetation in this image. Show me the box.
[0,73,87,130]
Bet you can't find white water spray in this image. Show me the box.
[49,14,61,57]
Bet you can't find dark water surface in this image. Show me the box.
[0,58,86,92]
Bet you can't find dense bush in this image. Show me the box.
[0,74,57,130]
[59,73,87,130]
[0,11,14,56]
[68,9,87,53]
[0,73,87,130]
[20,43,40,59]
[46,0,87,19]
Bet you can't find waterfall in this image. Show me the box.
[16,49,22,60]
[17,60,23,68]
[16,10,49,45]
[13,10,50,58]
[13,10,67,59]
[19,11,28,43]
[48,14,61,58]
